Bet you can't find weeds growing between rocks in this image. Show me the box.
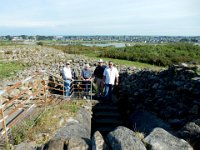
[10,100,86,146]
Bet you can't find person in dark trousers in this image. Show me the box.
[93,59,105,98]
[81,64,93,95]
[103,61,119,102]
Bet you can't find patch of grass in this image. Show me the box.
[10,100,86,145]
[85,55,165,70]
[196,67,200,75]
[0,61,26,79]
[104,57,165,70]
[60,103,79,113]
[133,131,145,140]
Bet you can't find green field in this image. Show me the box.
[0,61,26,79]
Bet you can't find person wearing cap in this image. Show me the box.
[103,61,119,102]
[81,64,92,94]
[62,61,73,97]
[93,59,106,98]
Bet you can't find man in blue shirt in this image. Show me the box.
[81,64,92,94]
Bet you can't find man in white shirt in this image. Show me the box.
[103,61,119,101]
[62,61,73,97]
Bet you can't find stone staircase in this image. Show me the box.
[92,103,122,135]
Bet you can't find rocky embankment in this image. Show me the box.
[0,45,97,88]
[1,46,200,149]
[119,64,200,149]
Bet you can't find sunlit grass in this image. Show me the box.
[85,54,165,70]
[197,68,200,75]
[0,61,26,79]
[11,100,86,145]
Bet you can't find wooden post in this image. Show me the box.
[0,98,8,144]
[63,80,65,100]
[41,80,47,102]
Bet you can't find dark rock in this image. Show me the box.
[74,107,92,138]
[178,120,200,150]
[107,126,146,150]
[53,107,92,140]
[54,121,89,140]
[92,131,108,150]
[45,106,92,149]
[119,64,200,146]
[44,139,64,150]
[143,128,193,150]
[65,137,90,150]
[14,141,37,150]
[168,119,185,130]
[129,110,171,135]
[189,105,199,115]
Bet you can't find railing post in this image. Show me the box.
[0,98,9,144]
[90,81,92,100]
[41,80,47,102]
[63,80,65,100]
[70,80,74,99]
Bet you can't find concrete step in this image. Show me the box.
[95,126,118,133]
[94,118,122,124]
[92,102,123,135]
[93,105,118,111]
[94,111,121,117]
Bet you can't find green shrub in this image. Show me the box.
[99,43,200,66]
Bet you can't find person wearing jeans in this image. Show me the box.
[64,79,71,96]
[103,61,119,102]
[62,61,73,97]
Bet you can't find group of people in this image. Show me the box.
[62,59,119,102]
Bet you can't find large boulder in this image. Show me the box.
[92,131,108,150]
[44,138,90,150]
[178,120,200,150]
[53,107,92,140]
[14,141,37,150]
[143,128,193,150]
[129,110,171,135]
[107,126,146,150]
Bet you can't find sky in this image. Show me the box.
[0,0,199,36]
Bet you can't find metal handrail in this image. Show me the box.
[43,70,93,100]
[70,80,93,100]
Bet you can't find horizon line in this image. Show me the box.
[1,34,200,37]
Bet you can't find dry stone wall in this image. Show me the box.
[0,46,98,89]
[118,64,200,149]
